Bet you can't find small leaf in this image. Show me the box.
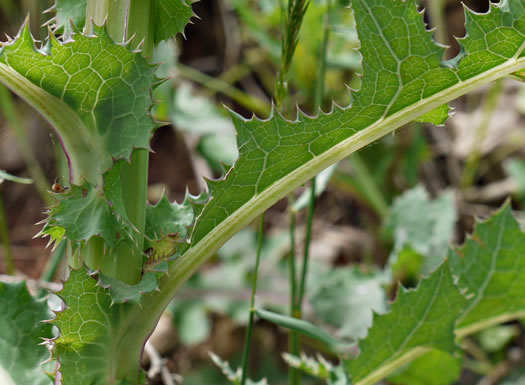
[153,0,198,43]
[97,271,159,305]
[309,266,387,339]
[415,104,451,125]
[0,281,54,385]
[387,186,456,275]
[52,0,88,36]
[41,162,136,250]
[145,194,194,241]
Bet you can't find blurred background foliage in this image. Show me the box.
[1,0,525,384]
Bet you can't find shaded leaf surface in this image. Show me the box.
[0,282,54,385]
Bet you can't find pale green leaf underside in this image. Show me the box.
[0,282,53,385]
[0,23,155,185]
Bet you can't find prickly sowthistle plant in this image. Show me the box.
[0,1,525,384]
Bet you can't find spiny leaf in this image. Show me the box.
[51,0,88,36]
[179,0,525,264]
[39,160,136,250]
[142,194,195,270]
[97,271,159,305]
[0,281,54,385]
[0,21,156,186]
[342,201,525,384]
[49,0,197,44]
[153,0,199,43]
[415,104,451,125]
[145,194,194,241]
[52,267,147,385]
[450,202,525,336]
[344,262,467,385]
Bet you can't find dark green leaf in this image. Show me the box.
[450,203,525,336]
[344,262,467,384]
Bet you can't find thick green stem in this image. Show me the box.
[240,214,265,385]
[82,1,152,285]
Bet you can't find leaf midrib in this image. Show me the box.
[144,53,525,321]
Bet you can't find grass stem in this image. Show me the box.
[297,0,331,314]
[288,192,300,385]
[240,213,265,385]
